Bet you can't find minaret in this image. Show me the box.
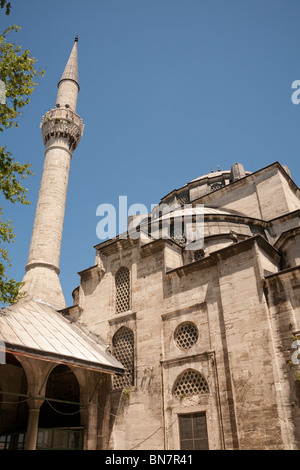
[22,37,84,309]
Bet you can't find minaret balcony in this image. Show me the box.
[40,107,84,152]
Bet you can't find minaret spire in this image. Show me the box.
[22,38,84,309]
[58,37,79,86]
[56,37,80,112]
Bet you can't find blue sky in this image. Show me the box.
[1,0,300,307]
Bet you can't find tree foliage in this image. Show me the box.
[0,0,11,16]
[0,23,44,304]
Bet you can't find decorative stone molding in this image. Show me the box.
[78,265,105,281]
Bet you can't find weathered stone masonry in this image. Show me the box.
[66,162,300,450]
[1,34,299,450]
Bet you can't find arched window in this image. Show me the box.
[112,327,134,390]
[173,369,209,398]
[115,267,130,313]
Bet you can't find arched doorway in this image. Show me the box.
[0,353,28,450]
[39,364,80,428]
[38,364,83,450]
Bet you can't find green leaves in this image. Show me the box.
[0,25,45,131]
[0,1,11,16]
[0,146,32,204]
[0,24,44,304]
[0,207,24,304]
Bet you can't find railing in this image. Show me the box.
[40,107,84,129]
[0,427,84,450]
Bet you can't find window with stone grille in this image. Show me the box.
[173,369,209,398]
[178,412,209,450]
[209,181,224,192]
[115,267,130,313]
[112,327,134,390]
[170,222,186,247]
[250,226,266,239]
[174,322,198,350]
[171,233,186,247]
[194,249,205,261]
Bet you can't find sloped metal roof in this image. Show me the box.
[0,298,124,374]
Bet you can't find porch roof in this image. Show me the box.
[0,298,124,375]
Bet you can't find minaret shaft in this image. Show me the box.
[56,80,78,112]
[22,38,83,309]
[26,145,72,271]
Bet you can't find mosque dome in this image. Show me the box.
[160,163,252,207]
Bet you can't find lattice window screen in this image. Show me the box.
[115,267,130,313]
[209,181,224,192]
[175,322,198,350]
[170,222,186,247]
[194,249,205,261]
[112,327,134,390]
[173,369,209,397]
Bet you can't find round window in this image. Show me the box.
[174,322,198,350]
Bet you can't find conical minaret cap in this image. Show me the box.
[58,36,79,90]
